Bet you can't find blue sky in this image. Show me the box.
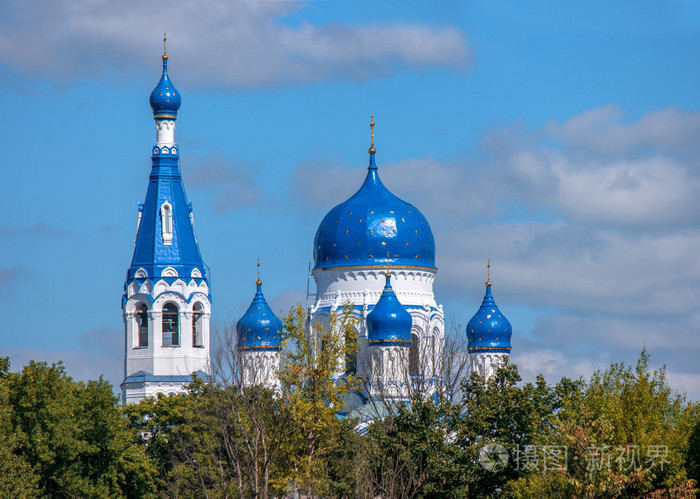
[2,0,700,399]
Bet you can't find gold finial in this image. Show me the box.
[256,258,262,286]
[368,114,376,155]
[162,32,168,60]
[486,259,491,287]
[385,250,390,278]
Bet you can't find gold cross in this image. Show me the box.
[486,259,491,286]
[256,258,261,285]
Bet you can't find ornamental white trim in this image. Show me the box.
[161,267,178,277]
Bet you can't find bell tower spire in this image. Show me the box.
[121,43,211,404]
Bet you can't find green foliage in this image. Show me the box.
[123,387,195,496]
[0,358,157,498]
[276,304,361,496]
[687,415,700,494]
[507,349,699,498]
[0,358,41,498]
[3,343,698,499]
[359,397,463,498]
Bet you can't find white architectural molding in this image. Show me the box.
[311,265,444,409]
[161,267,178,277]
[469,352,508,381]
[122,274,211,403]
[155,119,176,146]
[239,350,281,392]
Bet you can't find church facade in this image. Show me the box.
[121,47,512,405]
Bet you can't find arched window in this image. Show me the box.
[409,333,419,375]
[192,302,204,348]
[136,303,148,347]
[160,201,173,245]
[162,303,179,346]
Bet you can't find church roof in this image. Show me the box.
[236,279,283,351]
[149,39,181,119]
[313,120,436,271]
[466,273,512,353]
[126,50,207,285]
[366,273,413,345]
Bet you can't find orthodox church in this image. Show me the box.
[120,45,512,406]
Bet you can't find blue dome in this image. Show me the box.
[367,274,413,345]
[236,281,283,351]
[149,56,181,119]
[466,283,512,353]
[313,153,436,271]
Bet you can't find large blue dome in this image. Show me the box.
[149,56,181,119]
[313,153,436,271]
[367,274,413,345]
[236,281,283,351]
[466,282,512,353]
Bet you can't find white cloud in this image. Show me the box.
[0,0,470,89]
[377,107,700,230]
[545,106,700,158]
[512,347,596,381]
[550,154,700,228]
[188,151,263,212]
[666,370,700,402]
[291,159,363,210]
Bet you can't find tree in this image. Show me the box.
[357,396,463,499]
[123,387,197,496]
[686,415,700,493]
[3,359,157,498]
[276,304,361,497]
[0,357,40,498]
[507,349,699,498]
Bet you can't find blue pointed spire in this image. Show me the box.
[236,272,283,351]
[466,265,512,353]
[366,273,413,346]
[126,46,207,287]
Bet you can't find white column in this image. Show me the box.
[155,120,176,146]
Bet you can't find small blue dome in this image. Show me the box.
[466,283,512,353]
[367,274,413,345]
[236,281,283,351]
[149,56,181,119]
[313,153,436,271]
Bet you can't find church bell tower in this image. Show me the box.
[121,37,211,403]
